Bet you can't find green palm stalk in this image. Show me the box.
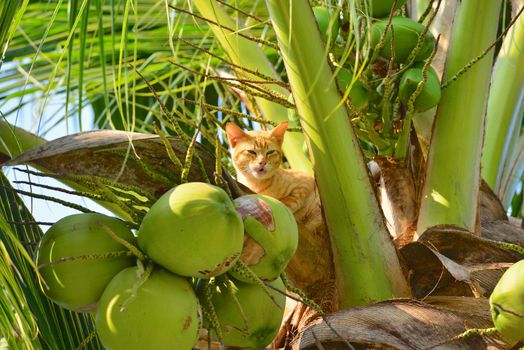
[417,0,502,234]
[482,1,524,192]
[499,128,524,208]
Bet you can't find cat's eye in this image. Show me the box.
[247,150,257,155]
[267,150,276,155]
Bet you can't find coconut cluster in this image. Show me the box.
[313,0,441,117]
[35,182,299,350]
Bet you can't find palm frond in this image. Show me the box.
[0,0,29,65]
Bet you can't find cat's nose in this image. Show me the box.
[258,159,266,166]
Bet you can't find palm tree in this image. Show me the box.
[1,0,523,348]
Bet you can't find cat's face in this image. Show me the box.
[226,122,287,180]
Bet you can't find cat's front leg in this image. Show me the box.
[279,196,302,213]
[278,185,310,214]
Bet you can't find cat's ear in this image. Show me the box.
[225,123,248,147]
[270,121,288,146]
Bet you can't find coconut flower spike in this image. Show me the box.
[280,272,324,315]
[201,279,225,343]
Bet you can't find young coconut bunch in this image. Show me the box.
[369,16,436,63]
[367,12,441,141]
[134,181,291,347]
[89,180,247,350]
[35,212,138,312]
[96,181,244,350]
[311,0,441,157]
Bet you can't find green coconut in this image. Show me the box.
[312,6,340,43]
[370,16,435,63]
[364,0,407,18]
[138,182,244,278]
[232,194,298,282]
[36,213,135,312]
[336,67,370,110]
[209,277,286,349]
[399,63,441,112]
[489,259,524,345]
[96,266,200,350]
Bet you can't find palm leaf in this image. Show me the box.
[1,0,274,137]
[0,0,29,63]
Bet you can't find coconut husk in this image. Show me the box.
[372,128,425,248]
[481,220,524,247]
[401,242,480,298]
[374,157,418,247]
[400,226,523,298]
[289,299,507,350]
[417,226,523,264]
[479,180,508,224]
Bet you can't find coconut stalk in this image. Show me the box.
[265,0,410,308]
[189,0,312,174]
[417,0,502,235]
[482,0,524,192]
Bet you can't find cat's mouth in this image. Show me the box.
[252,166,269,177]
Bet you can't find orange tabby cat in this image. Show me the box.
[225,121,322,232]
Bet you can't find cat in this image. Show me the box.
[225,121,323,232]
